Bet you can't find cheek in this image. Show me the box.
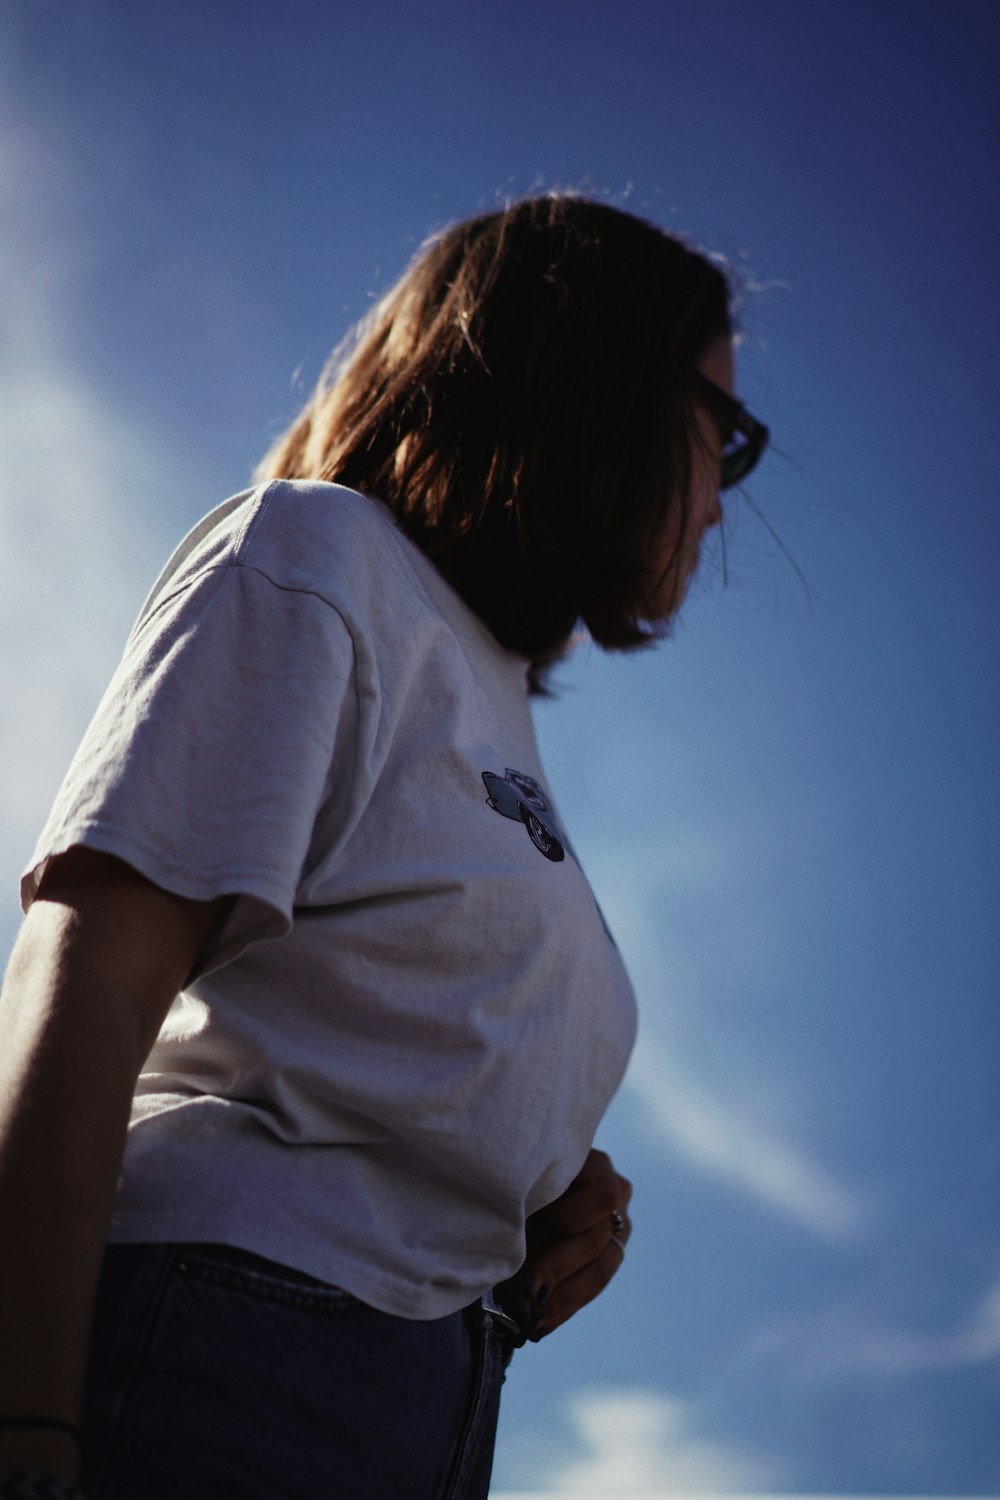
[687,440,722,538]
[644,435,722,617]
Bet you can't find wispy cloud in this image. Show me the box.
[748,1277,1000,1381]
[585,845,870,1242]
[501,1387,781,1495]
[626,1032,867,1241]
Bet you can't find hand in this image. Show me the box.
[522,1148,632,1340]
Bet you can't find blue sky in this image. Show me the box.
[2,2,998,1493]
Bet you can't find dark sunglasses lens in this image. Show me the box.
[694,375,769,489]
[719,420,767,489]
[720,435,752,489]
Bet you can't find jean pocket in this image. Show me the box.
[173,1243,364,1312]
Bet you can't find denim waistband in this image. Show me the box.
[480,1264,533,1347]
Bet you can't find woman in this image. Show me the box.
[0,194,768,1499]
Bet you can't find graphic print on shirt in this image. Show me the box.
[481,768,566,862]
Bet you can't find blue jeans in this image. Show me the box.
[81,1243,518,1499]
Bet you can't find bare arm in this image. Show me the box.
[0,848,232,1480]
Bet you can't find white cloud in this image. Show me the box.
[0,372,178,841]
[626,1033,867,1241]
[0,106,194,930]
[502,1387,780,1496]
[749,1277,1000,1382]
[583,846,869,1242]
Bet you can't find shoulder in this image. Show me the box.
[234,480,413,601]
[140,481,419,623]
[137,479,520,682]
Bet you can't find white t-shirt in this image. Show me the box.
[23,481,637,1318]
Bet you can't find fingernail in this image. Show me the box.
[535,1284,549,1310]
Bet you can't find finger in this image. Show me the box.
[527,1178,633,1292]
[526,1212,633,1322]
[532,1168,632,1238]
[530,1237,626,1339]
[610,1180,634,1230]
[552,1149,617,1212]
[526,1149,629,1224]
[527,1216,613,1296]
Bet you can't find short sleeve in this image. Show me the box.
[21,559,361,973]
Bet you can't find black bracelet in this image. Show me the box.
[0,1476,85,1499]
[0,1426,79,1454]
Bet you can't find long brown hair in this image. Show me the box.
[257,194,731,692]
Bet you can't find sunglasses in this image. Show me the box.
[693,372,769,490]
